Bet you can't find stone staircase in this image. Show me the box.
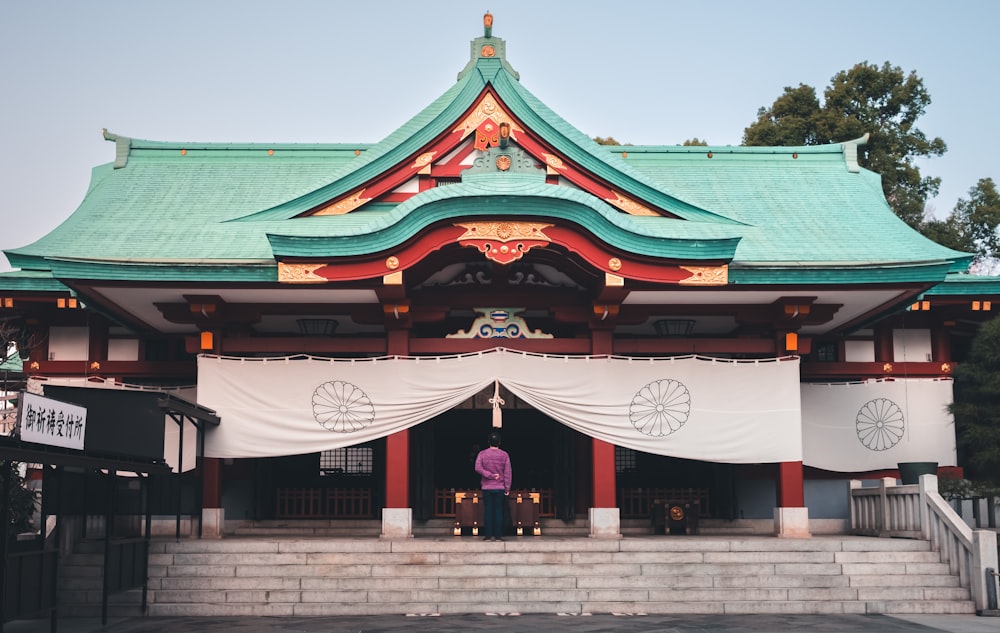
[227,517,760,538]
[56,534,976,617]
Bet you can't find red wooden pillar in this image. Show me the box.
[591,328,616,507]
[385,328,410,508]
[873,323,894,362]
[199,456,224,537]
[592,440,617,508]
[777,460,805,507]
[930,323,951,363]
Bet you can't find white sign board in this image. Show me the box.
[18,392,87,450]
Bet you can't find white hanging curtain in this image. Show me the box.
[801,378,956,471]
[197,350,803,463]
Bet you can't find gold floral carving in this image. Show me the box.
[883,363,894,373]
[385,256,400,270]
[277,262,328,284]
[607,191,658,216]
[453,93,519,139]
[541,153,566,171]
[314,189,372,215]
[941,363,952,373]
[608,258,622,272]
[411,152,436,171]
[455,221,553,242]
[496,155,511,171]
[678,265,729,286]
[481,45,496,57]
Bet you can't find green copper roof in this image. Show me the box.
[0,270,71,293]
[266,173,742,261]
[0,354,22,373]
[925,273,1000,296]
[1,23,972,287]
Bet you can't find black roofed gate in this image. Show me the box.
[0,387,218,632]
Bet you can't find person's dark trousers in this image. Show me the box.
[483,490,505,539]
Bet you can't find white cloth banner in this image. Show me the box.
[197,350,803,463]
[801,378,956,471]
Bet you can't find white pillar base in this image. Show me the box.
[201,508,224,539]
[774,507,811,538]
[588,507,622,539]
[381,508,413,539]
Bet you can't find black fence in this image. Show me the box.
[2,539,57,626]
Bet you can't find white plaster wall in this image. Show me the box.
[47,326,89,361]
[108,338,139,361]
[893,328,933,362]
[844,339,875,362]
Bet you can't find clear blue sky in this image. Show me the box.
[2,1,997,271]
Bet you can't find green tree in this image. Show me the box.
[744,62,946,229]
[920,215,967,254]
[593,136,623,146]
[1,461,37,534]
[951,178,1000,270]
[682,138,708,146]
[744,84,822,146]
[951,316,1000,485]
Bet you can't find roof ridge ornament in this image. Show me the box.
[457,12,519,82]
[841,133,869,173]
[102,128,132,169]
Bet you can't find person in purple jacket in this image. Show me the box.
[474,431,512,541]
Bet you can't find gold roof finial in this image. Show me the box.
[484,11,493,37]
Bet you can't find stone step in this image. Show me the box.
[57,535,974,616]
[143,598,976,617]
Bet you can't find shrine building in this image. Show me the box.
[3,14,999,539]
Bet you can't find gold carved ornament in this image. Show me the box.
[453,94,519,141]
[541,153,566,172]
[314,189,372,216]
[454,221,553,265]
[679,265,728,286]
[411,152,436,172]
[607,191,658,217]
[277,262,328,284]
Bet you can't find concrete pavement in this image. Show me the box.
[7,613,1000,633]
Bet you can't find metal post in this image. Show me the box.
[175,416,183,542]
[101,469,115,626]
[987,568,998,612]
[141,473,151,614]
[49,466,62,633]
[1,461,12,633]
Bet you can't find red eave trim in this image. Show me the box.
[287,219,723,286]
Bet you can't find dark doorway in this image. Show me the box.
[616,451,737,520]
[412,408,578,521]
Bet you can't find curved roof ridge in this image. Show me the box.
[236,17,735,225]
[265,178,743,261]
[489,71,733,223]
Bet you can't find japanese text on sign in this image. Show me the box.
[18,391,87,450]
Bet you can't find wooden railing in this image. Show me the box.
[434,489,555,518]
[850,475,999,611]
[275,488,373,518]
[618,487,710,518]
